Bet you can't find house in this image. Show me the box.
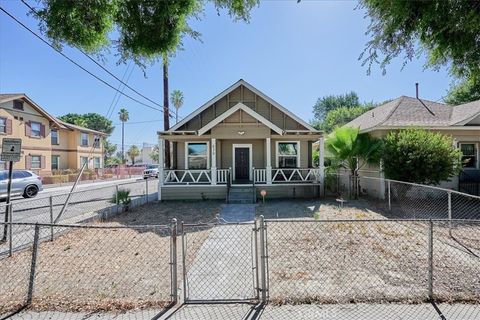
[0,94,106,176]
[157,79,324,201]
[346,95,480,193]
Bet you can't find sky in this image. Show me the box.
[0,0,452,148]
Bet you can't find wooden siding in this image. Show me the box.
[177,85,309,131]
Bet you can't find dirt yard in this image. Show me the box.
[0,200,223,314]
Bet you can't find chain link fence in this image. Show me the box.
[1,217,479,319]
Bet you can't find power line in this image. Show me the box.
[0,6,165,113]
[105,61,132,118]
[107,63,136,119]
[21,0,174,118]
[113,119,163,125]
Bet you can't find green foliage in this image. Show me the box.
[322,106,370,133]
[149,145,159,163]
[325,126,383,174]
[445,76,480,105]
[170,90,184,110]
[103,139,117,158]
[58,113,114,134]
[360,0,480,79]
[36,0,116,52]
[32,0,258,67]
[111,188,131,206]
[118,108,129,123]
[313,91,360,122]
[127,145,140,164]
[105,156,121,166]
[382,129,462,185]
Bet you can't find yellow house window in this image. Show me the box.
[51,155,60,170]
[31,155,42,169]
[51,129,59,145]
[81,133,89,146]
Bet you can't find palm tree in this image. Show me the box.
[326,126,383,198]
[127,145,140,165]
[171,90,184,124]
[118,108,129,164]
[162,55,171,168]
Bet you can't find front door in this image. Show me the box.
[234,147,250,182]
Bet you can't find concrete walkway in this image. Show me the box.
[219,204,255,222]
[7,303,480,319]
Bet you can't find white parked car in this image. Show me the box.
[0,170,44,199]
[143,165,159,179]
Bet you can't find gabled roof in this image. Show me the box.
[346,96,480,132]
[169,79,318,132]
[0,93,106,135]
[198,102,284,135]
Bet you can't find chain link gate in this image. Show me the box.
[181,220,266,303]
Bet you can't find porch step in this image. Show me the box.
[228,187,255,204]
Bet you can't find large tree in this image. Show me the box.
[313,91,360,123]
[322,106,370,133]
[445,77,480,106]
[360,0,480,101]
[58,113,114,134]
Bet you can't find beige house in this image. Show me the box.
[346,95,480,193]
[0,94,105,176]
[157,79,324,201]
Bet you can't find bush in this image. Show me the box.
[111,189,131,206]
[382,129,463,185]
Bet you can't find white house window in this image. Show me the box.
[80,156,89,168]
[277,142,299,168]
[460,143,478,169]
[81,133,89,146]
[93,135,100,147]
[31,122,41,138]
[93,157,101,169]
[186,142,209,169]
[31,155,41,169]
[51,155,60,170]
[0,118,6,133]
[51,129,59,145]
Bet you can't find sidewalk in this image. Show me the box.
[43,176,142,190]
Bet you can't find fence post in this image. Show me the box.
[146,179,149,204]
[170,219,178,303]
[253,219,260,300]
[8,203,13,257]
[115,184,119,214]
[27,224,40,305]
[428,220,434,301]
[258,215,268,302]
[447,191,452,237]
[49,196,54,241]
[388,180,391,211]
[181,221,188,302]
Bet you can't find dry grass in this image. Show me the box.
[266,215,480,305]
[0,200,222,313]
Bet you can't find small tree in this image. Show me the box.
[383,129,463,185]
[326,126,383,197]
[127,145,140,165]
[150,145,159,163]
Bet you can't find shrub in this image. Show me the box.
[382,129,462,185]
[111,189,131,206]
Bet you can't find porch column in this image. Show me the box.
[266,137,272,185]
[318,136,325,196]
[158,137,164,201]
[211,138,217,185]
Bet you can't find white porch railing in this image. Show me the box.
[164,169,212,184]
[216,169,229,184]
[271,168,321,183]
[253,168,267,183]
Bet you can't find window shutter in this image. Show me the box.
[25,155,31,169]
[41,156,46,169]
[6,119,12,135]
[40,124,46,138]
[25,121,31,137]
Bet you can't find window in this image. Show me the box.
[31,122,41,138]
[93,135,100,148]
[51,129,59,145]
[13,171,30,179]
[81,133,89,146]
[31,155,41,169]
[186,142,209,169]
[93,157,101,169]
[277,142,299,168]
[13,100,24,110]
[0,118,6,133]
[460,143,478,169]
[80,156,89,168]
[51,155,60,170]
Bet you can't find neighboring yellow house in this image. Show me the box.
[0,93,105,176]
